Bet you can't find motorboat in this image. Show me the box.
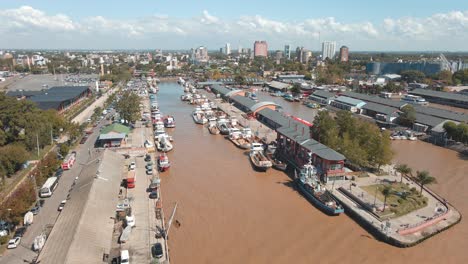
[164,116,176,128]
[249,143,272,172]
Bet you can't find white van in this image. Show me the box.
[121,250,130,264]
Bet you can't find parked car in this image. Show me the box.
[128,162,136,171]
[145,164,152,170]
[146,168,153,175]
[55,168,63,179]
[7,237,21,249]
[30,203,40,215]
[80,135,89,144]
[14,227,26,238]
[121,250,130,264]
[0,229,8,237]
[149,190,159,199]
[126,215,135,228]
[151,243,164,258]
[58,200,66,211]
[144,154,151,162]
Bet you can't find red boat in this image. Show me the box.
[158,153,171,172]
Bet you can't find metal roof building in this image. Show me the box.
[409,88,468,109]
[9,86,91,111]
[413,105,468,123]
[341,91,408,109]
[267,81,291,91]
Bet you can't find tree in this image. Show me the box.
[291,83,301,95]
[399,105,416,126]
[116,91,141,124]
[0,144,29,181]
[234,75,245,85]
[452,69,468,85]
[312,111,340,149]
[382,185,392,212]
[383,81,402,93]
[443,121,458,140]
[395,164,412,183]
[367,130,394,169]
[401,70,425,83]
[437,70,453,85]
[415,170,437,194]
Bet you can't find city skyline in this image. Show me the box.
[0,2,468,51]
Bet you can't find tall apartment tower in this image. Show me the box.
[284,44,291,60]
[339,46,349,62]
[321,41,336,60]
[225,43,231,55]
[254,41,268,57]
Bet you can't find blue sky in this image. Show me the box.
[0,1,468,50]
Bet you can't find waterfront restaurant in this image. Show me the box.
[275,121,346,182]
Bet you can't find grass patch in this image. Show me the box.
[361,183,428,218]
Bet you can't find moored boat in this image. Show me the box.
[228,128,251,149]
[249,143,272,172]
[208,124,220,135]
[265,152,287,171]
[164,115,176,128]
[192,110,208,124]
[156,135,173,152]
[158,153,171,172]
[295,164,344,215]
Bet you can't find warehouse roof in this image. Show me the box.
[268,81,291,90]
[211,84,232,96]
[333,96,366,107]
[342,91,407,108]
[257,108,290,127]
[413,113,447,128]
[230,95,257,110]
[311,90,336,99]
[100,123,131,135]
[362,102,399,116]
[300,139,346,161]
[413,105,468,123]
[409,88,468,103]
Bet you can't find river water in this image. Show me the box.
[159,82,468,264]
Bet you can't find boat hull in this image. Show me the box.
[296,179,344,216]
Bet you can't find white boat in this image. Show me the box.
[157,135,173,152]
[249,143,272,172]
[192,110,208,124]
[242,128,253,139]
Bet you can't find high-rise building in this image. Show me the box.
[295,47,311,64]
[284,44,291,60]
[322,41,336,60]
[339,46,349,62]
[254,41,268,57]
[225,43,231,55]
[191,46,209,63]
[238,45,242,54]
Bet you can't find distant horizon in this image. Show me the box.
[2,48,468,54]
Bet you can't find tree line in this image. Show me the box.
[443,121,468,143]
[0,93,67,181]
[312,110,394,169]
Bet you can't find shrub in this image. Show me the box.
[410,187,417,193]
[0,236,9,245]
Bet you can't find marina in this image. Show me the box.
[155,82,466,263]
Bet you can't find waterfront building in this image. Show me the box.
[339,46,349,62]
[254,41,268,57]
[267,81,291,92]
[322,41,336,60]
[284,44,291,60]
[408,88,468,109]
[308,90,336,105]
[276,120,346,182]
[330,96,366,113]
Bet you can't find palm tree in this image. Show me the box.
[382,185,392,212]
[415,171,437,194]
[395,164,412,183]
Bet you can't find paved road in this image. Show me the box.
[72,87,117,125]
[0,118,108,264]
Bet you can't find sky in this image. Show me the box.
[0,0,467,51]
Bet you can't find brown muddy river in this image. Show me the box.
[159,83,468,264]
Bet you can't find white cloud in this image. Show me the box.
[0,6,467,50]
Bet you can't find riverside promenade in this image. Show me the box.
[327,166,461,247]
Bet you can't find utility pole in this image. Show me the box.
[36,133,40,158]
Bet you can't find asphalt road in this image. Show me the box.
[0,118,108,264]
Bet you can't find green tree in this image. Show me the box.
[382,185,392,211]
[383,81,402,93]
[234,75,245,85]
[437,70,453,85]
[452,69,468,85]
[415,170,437,194]
[59,143,70,157]
[335,111,356,137]
[116,91,141,124]
[399,105,416,126]
[312,111,340,149]
[401,70,425,83]
[395,164,412,183]
[290,83,302,95]
[0,144,29,181]
[367,130,394,169]
[443,121,458,140]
